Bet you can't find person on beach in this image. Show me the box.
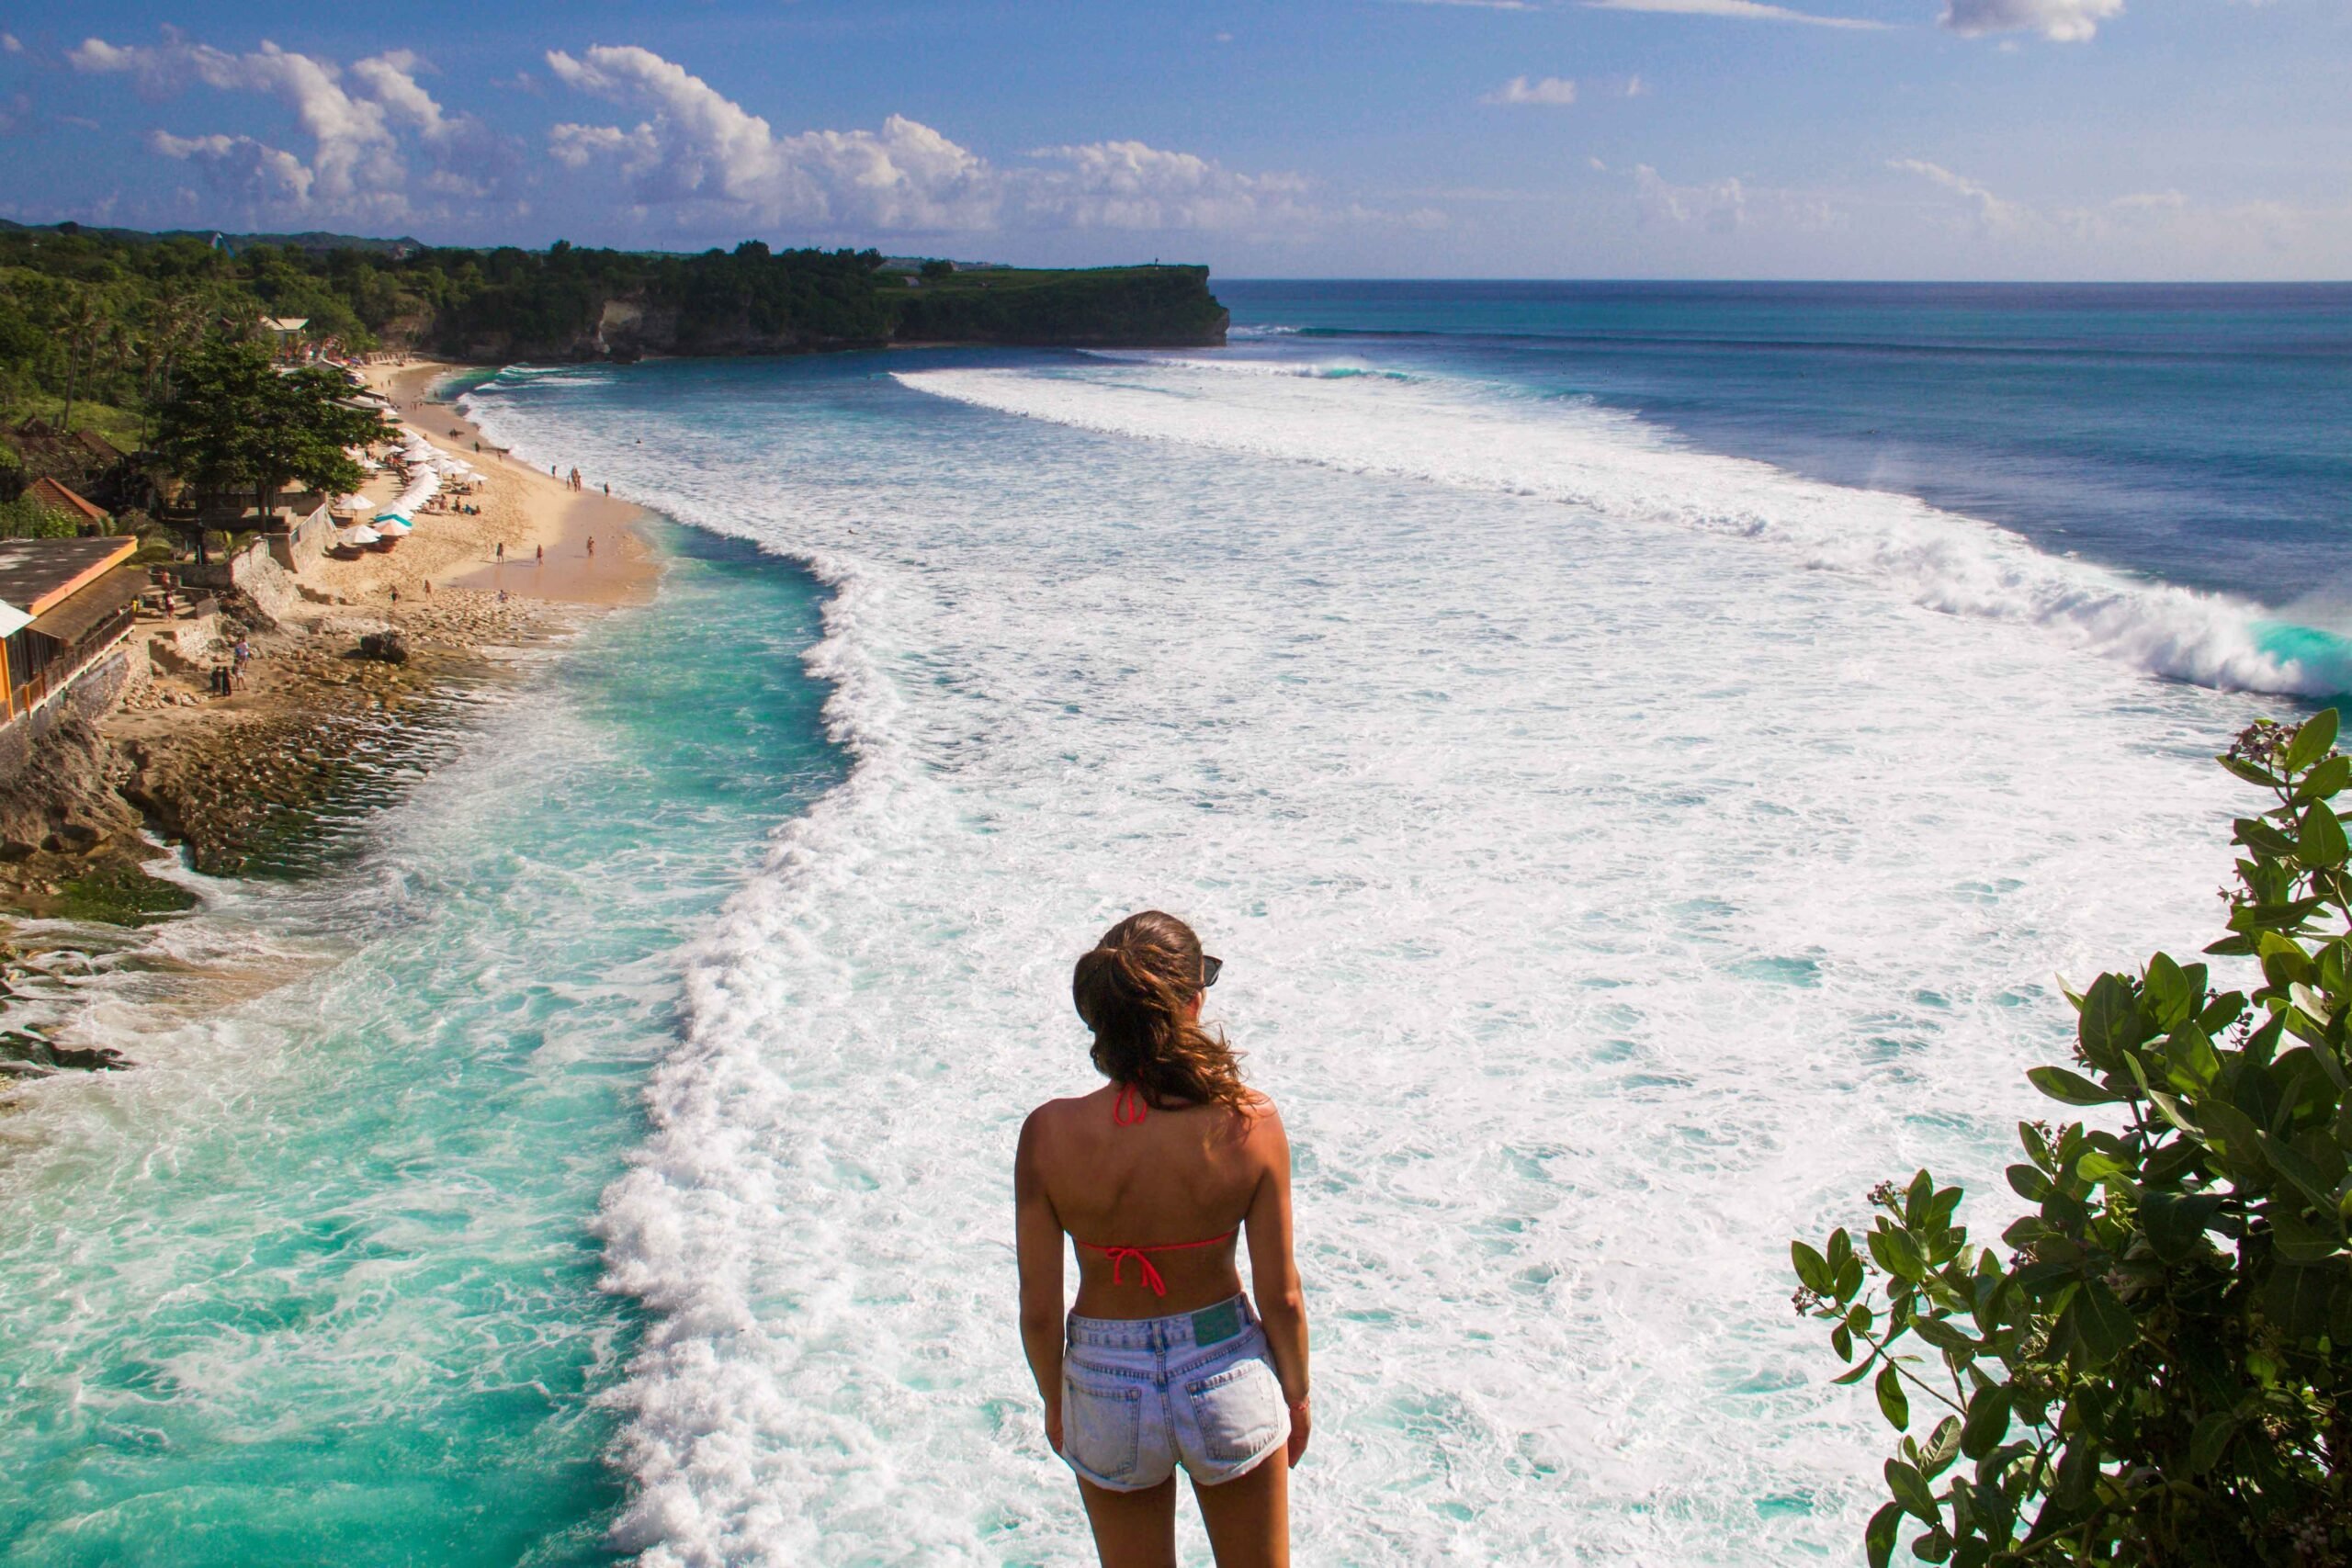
[496,541,504,564]
[586,536,595,558]
[1016,911,1309,1568]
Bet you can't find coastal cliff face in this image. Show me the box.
[437,263,1228,363]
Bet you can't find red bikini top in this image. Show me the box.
[1076,1083,1237,1297]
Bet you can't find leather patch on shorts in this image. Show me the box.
[1190,1299,1241,1347]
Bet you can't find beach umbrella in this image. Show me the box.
[375,518,413,536]
[340,524,383,546]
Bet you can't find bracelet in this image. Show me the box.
[1286,1393,1311,1409]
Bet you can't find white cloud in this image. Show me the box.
[1483,75,1578,106]
[1634,164,1747,231]
[2,34,22,55]
[1888,157,2028,229]
[70,31,517,219]
[151,130,315,205]
[547,44,1357,235]
[1624,73,1648,96]
[1586,0,1887,26]
[1939,0,2122,39]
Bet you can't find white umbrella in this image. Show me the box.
[374,518,413,536]
[339,524,382,547]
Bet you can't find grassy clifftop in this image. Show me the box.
[0,226,1227,389]
[891,265,1228,348]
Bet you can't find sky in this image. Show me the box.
[1,1,2346,278]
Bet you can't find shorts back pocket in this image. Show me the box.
[1186,1356,1283,1466]
[1064,1370,1143,1482]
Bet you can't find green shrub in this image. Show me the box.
[0,494,77,538]
[1793,709,2350,1567]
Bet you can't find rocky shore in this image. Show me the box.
[0,587,572,914]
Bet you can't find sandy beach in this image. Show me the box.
[353,360,657,609]
[0,358,664,916]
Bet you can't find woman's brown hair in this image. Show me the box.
[1072,910,1251,1114]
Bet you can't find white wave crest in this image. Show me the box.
[899,362,2346,697]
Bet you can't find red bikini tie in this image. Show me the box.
[1113,1084,1148,1125]
[1098,1247,1169,1296]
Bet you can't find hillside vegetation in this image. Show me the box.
[0,224,1227,428]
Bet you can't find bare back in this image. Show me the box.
[1023,1085,1289,1318]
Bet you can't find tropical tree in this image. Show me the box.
[1792,710,2351,1566]
[153,336,386,558]
[51,286,105,434]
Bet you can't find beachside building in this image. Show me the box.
[22,477,112,536]
[263,317,311,362]
[0,536,143,729]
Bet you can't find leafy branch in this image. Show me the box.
[1794,708,2352,1567]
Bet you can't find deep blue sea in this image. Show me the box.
[0,283,2346,1567]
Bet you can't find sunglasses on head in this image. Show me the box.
[1202,954,1223,989]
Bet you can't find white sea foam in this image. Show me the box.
[904,360,2347,698]
[465,357,2276,1564]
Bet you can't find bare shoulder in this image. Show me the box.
[1020,1089,1103,1150]
[1239,1092,1289,1156]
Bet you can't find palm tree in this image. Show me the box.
[52,288,106,434]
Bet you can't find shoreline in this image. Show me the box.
[359,360,657,610]
[2,359,673,1048]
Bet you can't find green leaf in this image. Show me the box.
[1919,1416,1963,1478]
[1884,1457,1939,1524]
[1877,1364,1911,1430]
[1792,1240,1833,1293]
[1871,1226,1929,1281]
[2300,800,2348,870]
[2256,1130,2340,1213]
[1835,1254,1865,1303]
[2268,1201,2346,1265]
[2144,953,2193,1030]
[2199,1100,2265,1166]
[2075,973,2143,1069]
[2074,1278,2137,1367]
[2006,1163,2052,1201]
[1867,1501,1904,1568]
[1959,1385,2012,1459]
[2028,1066,2123,1106]
[1914,1526,1955,1563]
[2222,754,2281,788]
[1826,1227,1854,1273]
[2300,753,2350,802]
[2198,990,2249,1034]
[2265,1259,2342,1344]
[1910,1315,1981,1357]
[1832,1323,1854,1361]
[2285,708,2340,774]
[2074,1150,2131,1185]
[2139,1190,2225,1264]
[2188,1413,2235,1476]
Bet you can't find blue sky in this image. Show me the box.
[3,0,2346,277]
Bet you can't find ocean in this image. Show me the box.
[1,281,2346,1566]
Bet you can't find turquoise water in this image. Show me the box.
[3,282,2346,1565]
[0,523,841,1565]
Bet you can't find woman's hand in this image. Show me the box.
[1046,1404,1065,1456]
[1286,1396,1310,1467]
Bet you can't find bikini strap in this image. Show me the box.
[1113,1083,1147,1126]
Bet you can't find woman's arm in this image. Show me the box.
[1243,1104,1312,1466]
[1013,1107,1068,1454]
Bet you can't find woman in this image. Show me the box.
[1016,911,1310,1567]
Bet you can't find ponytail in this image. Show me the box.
[1071,911,1250,1114]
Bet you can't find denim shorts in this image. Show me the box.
[1060,1293,1291,1492]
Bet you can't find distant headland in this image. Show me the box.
[0,220,1230,360]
